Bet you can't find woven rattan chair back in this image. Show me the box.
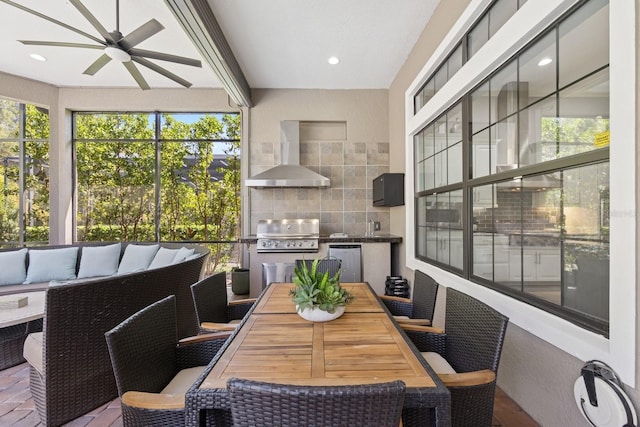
[105,295,178,396]
[191,272,229,324]
[295,257,342,278]
[444,288,509,374]
[228,378,406,427]
[411,270,439,320]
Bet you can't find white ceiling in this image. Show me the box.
[0,0,440,91]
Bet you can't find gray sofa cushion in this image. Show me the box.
[117,244,159,275]
[0,248,28,286]
[24,247,79,284]
[77,243,121,278]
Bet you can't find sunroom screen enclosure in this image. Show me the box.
[73,111,241,272]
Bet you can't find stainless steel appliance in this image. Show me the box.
[245,121,330,188]
[256,218,320,253]
[328,244,362,282]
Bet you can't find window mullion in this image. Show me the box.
[154,113,161,243]
[18,104,26,245]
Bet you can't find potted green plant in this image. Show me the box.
[289,258,355,322]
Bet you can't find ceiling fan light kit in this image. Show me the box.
[1,0,202,89]
[104,46,131,63]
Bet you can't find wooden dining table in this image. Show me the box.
[185,282,451,426]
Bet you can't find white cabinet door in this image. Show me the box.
[449,232,463,270]
[473,234,509,281]
[494,246,510,281]
[536,249,561,281]
[437,236,450,265]
[509,247,561,281]
[426,231,439,261]
[509,250,537,282]
[473,186,494,207]
[522,251,538,281]
[472,144,495,207]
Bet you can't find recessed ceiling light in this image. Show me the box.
[537,57,552,67]
[29,53,46,62]
[328,56,340,65]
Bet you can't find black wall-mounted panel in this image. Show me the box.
[373,173,404,207]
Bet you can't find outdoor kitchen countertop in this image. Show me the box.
[238,234,402,244]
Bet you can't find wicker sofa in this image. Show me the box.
[0,242,209,426]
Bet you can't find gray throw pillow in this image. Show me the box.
[148,247,180,269]
[0,248,28,286]
[117,244,159,275]
[24,247,79,284]
[77,243,122,278]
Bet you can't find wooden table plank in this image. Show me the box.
[201,311,434,389]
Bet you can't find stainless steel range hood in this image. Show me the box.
[246,121,330,188]
[496,165,562,191]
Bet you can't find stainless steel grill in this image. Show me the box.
[256,218,319,253]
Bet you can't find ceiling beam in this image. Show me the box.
[164,0,252,107]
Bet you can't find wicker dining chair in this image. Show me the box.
[228,378,406,427]
[105,295,231,427]
[380,269,439,326]
[295,257,342,279]
[401,288,509,427]
[191,272,256,333]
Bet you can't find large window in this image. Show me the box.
[0,99,50,247]
[414,0,610,335]
[74,111,241,272]
[414,0,529,113]
[415,102,463,193]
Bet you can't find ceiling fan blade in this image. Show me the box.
[132,57,192,88]
[19,40,104,50]
[83,54,111,76]
[119,19,164,50]
[69,0,117,45]
[129,48,202,68]
[0,0,104,45]
[123,61,150,90]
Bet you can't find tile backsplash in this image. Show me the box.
[248,121,391,235]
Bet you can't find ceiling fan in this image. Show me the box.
[1,0,202,89]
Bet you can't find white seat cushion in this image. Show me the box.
[393,315,410,320]
[161,366,206,395]
[421,351,457,374]
[23,332,43,375]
